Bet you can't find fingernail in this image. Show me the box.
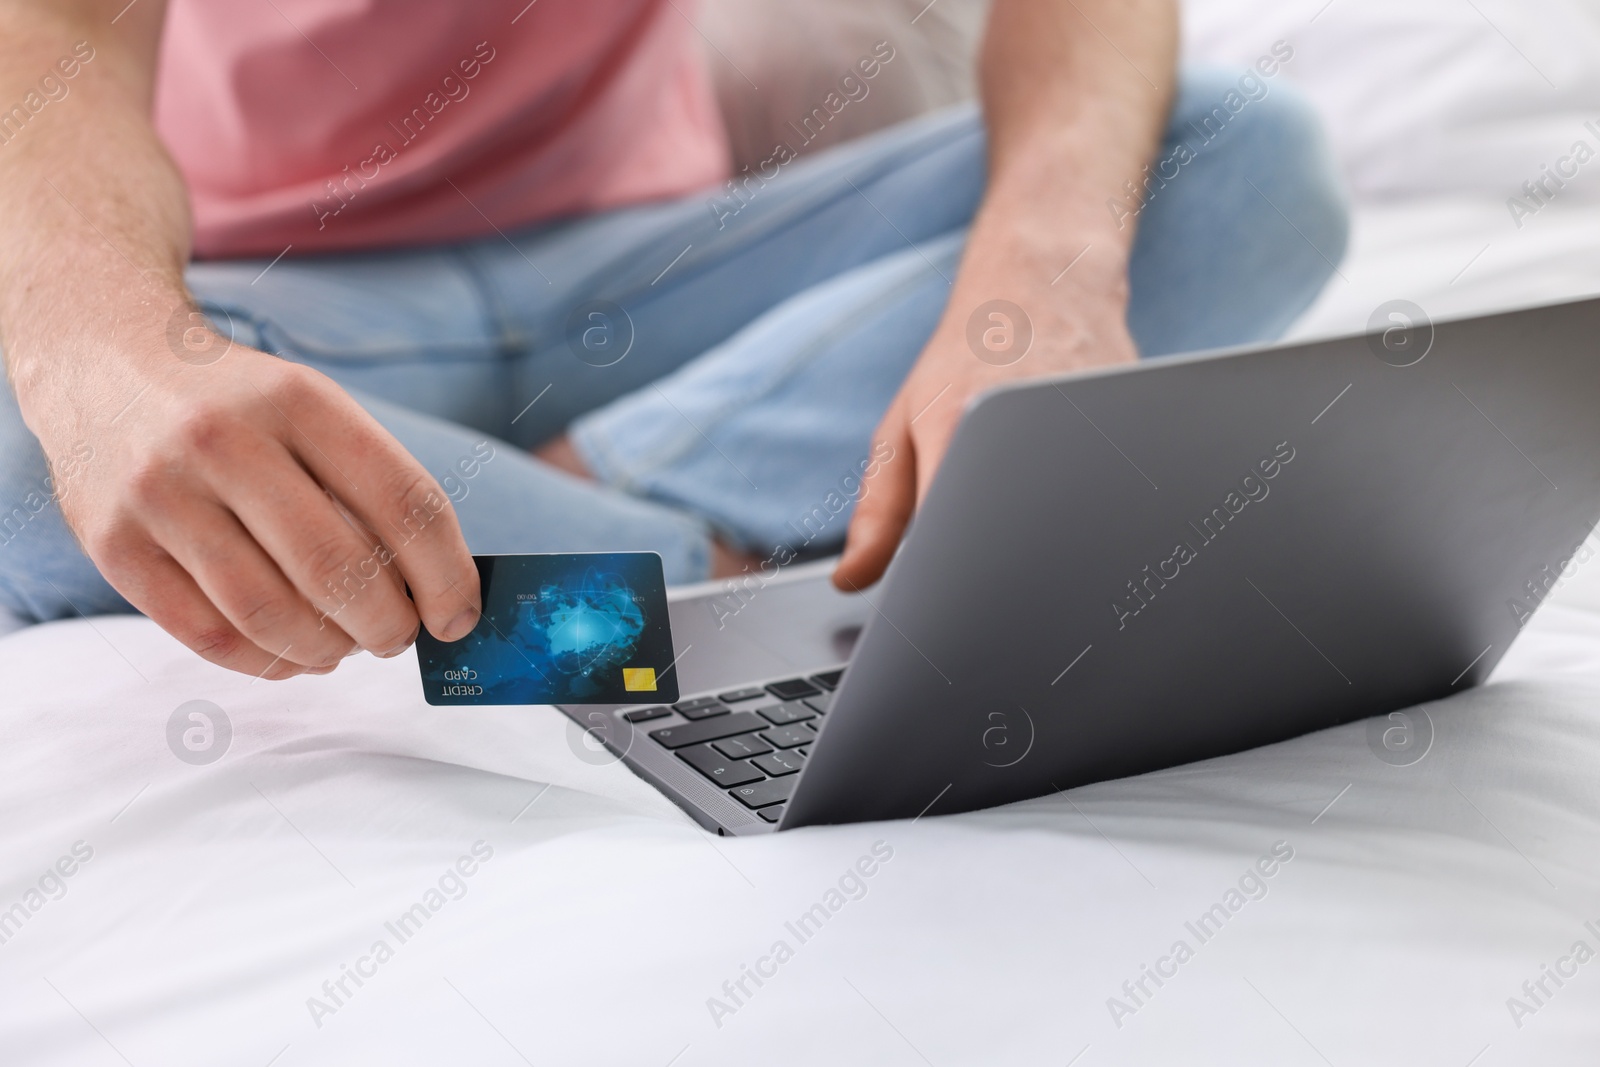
[443,610,479,642]
[308,663,337,675]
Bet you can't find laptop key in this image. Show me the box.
[809,669,844,690]
[651,712,768,750]
[622,706,670,724]
[766,678,821,701]
[731,777,794,809]
[802,692,831,715]
[752,750,804,777]
[717,687,766,703]
[678,745,764,787]
[758,805,785,824]
[761,724,811,749]
[757,701,814,726]
[677,702,729,722]
[673,696,721,713]
[714,734,774,759]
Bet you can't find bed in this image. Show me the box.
[5,1,1600,1062]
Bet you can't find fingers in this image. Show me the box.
[276,371,481,643]
[215,439,423,657]
[105,540,321,681]
[833,413,916,592]
[148,499,359,669]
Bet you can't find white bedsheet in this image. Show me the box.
[8,1,1600,1062]
[3,582,1600,1065]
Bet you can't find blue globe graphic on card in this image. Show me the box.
[533,573,648,674]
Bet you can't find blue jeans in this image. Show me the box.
[0,73,1347,624]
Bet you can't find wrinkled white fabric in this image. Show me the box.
[1,581,1599,1064]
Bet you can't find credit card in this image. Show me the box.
[415,552,679,706]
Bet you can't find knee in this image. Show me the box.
[0,428,60,622]
[0,384,130,623]
[0,475,57,610]
[1242,84,1348,265]
[1179,69,1350,273]
[1125,70,1351,356]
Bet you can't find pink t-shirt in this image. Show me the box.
[153,0,730,258]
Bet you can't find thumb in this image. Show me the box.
[832,416,915,592]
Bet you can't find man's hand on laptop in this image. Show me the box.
[831,0,1174,591]
[832,234,1138,590]
[23,322,481,679]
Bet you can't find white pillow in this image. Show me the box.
[703,0,1600,212]
[1181,0,1600,203]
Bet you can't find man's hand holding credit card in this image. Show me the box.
[415,552,678,706]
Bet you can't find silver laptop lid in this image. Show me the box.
[783,295,1600,828]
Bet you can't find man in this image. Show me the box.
[0,0,1345,680]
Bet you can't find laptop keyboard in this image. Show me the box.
[630,668,844,824]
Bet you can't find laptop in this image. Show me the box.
[558,295,1600,834]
